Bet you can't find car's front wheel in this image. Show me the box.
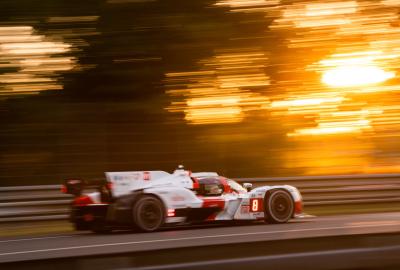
[132,196,165,232]
[265,190,294,224]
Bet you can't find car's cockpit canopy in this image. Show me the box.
[193,176,247,196]
[196,177,224,196]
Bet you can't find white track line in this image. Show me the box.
[0,223,399,257]
[0,235,73,243]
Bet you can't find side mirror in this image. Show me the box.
[243,182,253,191]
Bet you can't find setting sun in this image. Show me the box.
[322,65,395,88]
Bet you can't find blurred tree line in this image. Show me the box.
[0,0,297,186]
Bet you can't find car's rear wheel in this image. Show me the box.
[133,196,165,232]
[265,190,294,224]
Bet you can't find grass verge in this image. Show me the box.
[0,220,73,238]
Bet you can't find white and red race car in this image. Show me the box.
[63,166,303,233]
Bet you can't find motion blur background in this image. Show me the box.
[1,0,400,186]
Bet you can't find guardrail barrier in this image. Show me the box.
[1,173,399,222]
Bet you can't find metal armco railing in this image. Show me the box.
[1,173,399,222]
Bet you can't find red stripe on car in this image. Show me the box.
[206,212,218,221]
[220,177,231,193]
[73,195,94,206]
[201,198,225,209]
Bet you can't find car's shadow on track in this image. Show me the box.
[77,218,316,237]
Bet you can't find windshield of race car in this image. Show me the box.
[196,177,224,196]
[194,177,247,195]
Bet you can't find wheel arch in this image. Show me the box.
[264,187,294,203]
[136,192,167,211]
[141,189,171,211]
[253,185,301,205]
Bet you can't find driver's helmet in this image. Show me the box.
[197,177,224,196]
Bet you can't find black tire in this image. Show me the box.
[132,196,165,232]
[264,190,294,224]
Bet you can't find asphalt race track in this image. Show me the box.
[0,212,399,264]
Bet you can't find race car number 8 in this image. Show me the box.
[252,199,258,211]
[250,198,263,212]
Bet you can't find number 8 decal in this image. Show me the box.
[252,199,258,212]
[250,198,263,212]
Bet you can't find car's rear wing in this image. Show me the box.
[62,171,172,198]
[62,179,111,199]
